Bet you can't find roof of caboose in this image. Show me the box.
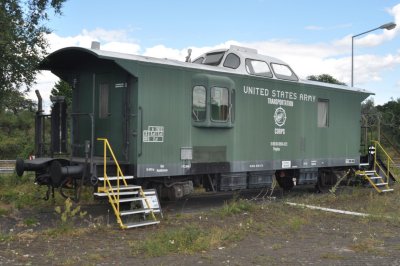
[39,45,373,96]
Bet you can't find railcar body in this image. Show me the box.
[17,44,372,199]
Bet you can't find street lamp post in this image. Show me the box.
[351,22,396,87]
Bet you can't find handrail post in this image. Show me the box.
[103,139,107,191]
[374,141,377,173]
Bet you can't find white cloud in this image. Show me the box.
[33,3,400,110]
[305,25,323,31]
[81,28,131,43]
[305,24,352,31]
[102,42,140,54]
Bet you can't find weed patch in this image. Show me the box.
[55,198,87,226]
[130,223,244,257]
[213,196,256,217]
[320,252,346,260]
[350,237,384,254]
[23,217,38,227]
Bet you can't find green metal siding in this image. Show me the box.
[51,49,370,177]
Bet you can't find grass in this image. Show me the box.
[320,253,347,260]
[23,217,39,227]
[293,183,400,221]
[350,237,385,254]
[129,197,261,257]
[0,173,51,209]
[213,195,256,217]
[130,223,244,257]
[2,173,400,261]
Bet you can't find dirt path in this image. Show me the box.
[1,191,400,265]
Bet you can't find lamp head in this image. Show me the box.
[379,22,396,30]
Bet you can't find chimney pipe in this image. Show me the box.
[91,41,100,50]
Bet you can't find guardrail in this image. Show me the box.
[0,160,15,174]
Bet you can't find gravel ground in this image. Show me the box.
[1,187,400,265]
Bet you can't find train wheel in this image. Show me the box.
[275,171,294,191]
[316,170,338,193]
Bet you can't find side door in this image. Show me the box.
[94,72,131,161]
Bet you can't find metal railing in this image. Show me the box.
[97,138,128,216]
[373,140,399,182]
[0,160,15,174]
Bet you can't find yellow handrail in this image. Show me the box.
[372,140,399,182]
[98,138,128,215]
[96,138,158,228]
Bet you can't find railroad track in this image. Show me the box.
[0,160,15,174]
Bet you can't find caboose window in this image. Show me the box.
[271,63,298,81]
[203,52,225,66]
[192,86,206,121]
[99,83,109,118]
[317,99,329,128]
[211,87,229,122]
[245,59,273,78]
[223,53,240,69]
[192,57,204,64]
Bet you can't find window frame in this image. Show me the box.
[271,63,299,81]
[192,85,207,122]
[202,51,226,66]
[223,53,241,69]
[245,59,273,78]
[191,85,234,128]
[317,99,329,128]
[210,86,230,122]
[99,83,109,119]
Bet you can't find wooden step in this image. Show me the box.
[124,220,160,228]
[98,175,134,181]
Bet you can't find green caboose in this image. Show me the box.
[17,44,371,199]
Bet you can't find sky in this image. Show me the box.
[32,0,400,111]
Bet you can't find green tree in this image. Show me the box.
[0,89,36,114]
[0,110,35,159]
[307,74,347,86]
[0,0,66,93]
[376,98,400,146]
[51,80,72,107]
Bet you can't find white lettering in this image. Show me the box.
[243,86,269,97]
[243,85,316,105]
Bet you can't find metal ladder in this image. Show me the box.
[94,138,160,229]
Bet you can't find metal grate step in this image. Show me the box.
[98,175,134,181]
[381,189,394,193]
[364,171,376,176]
[125,220,160,228]
[120,208,161,216]
[112,197,146,203]
[94,191,137,197]
[108,185,142,191]
[370,176,382,180]
[375,182,388,187]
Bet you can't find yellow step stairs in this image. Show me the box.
[357,140,399,193]
[356,170,393,193]
[95,138,161,229]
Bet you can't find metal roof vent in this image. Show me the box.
[91,41,100,50]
